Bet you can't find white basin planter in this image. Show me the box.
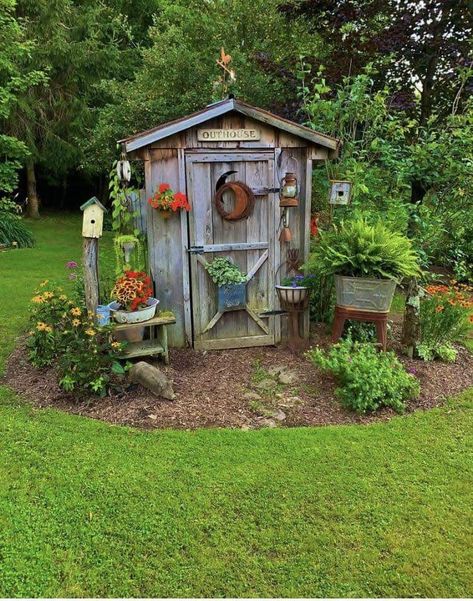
[109,297,160,324]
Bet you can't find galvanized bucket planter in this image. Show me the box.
[335,275,396,312]
[217,282,247,312]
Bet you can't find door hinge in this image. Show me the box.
[187,245,204,254]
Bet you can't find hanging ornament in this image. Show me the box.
[117,155,131,182]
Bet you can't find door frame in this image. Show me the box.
[184,150,281,350]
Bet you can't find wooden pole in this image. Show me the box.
[83,237,99,316]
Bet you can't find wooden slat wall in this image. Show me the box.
[144,117,313,348]
[147,150,187,346]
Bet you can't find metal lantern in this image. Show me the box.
[279,172,299,207]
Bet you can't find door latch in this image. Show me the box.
[187,245,204,254]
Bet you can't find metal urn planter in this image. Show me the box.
[334,275,396,312]
[275,285,309,311]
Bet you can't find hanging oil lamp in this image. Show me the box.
[279,172,299,208]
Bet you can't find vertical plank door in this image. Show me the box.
[186,152,279,350]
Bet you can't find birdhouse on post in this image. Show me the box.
[80,197,107,318]
[80,196,106,238]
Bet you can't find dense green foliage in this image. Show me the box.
[0,199,34,247]
[206,257,247,287]
[308,339,420,414]
[305,219,421,281]
[26,280,125,395]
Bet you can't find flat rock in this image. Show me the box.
[254,378,276,390]
[278,370,298,385]
[267,365,286,377]
[279,396,302,408]
[242,391,262,401]
[271,409,286,421]
[258,418,277,428]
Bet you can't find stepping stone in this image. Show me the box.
[278,370,298,385]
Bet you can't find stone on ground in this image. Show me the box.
[129,361,175,400]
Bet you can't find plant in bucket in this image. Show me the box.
[148,183,191,218]
[205,257,247,311]
[110,271,158,342]
[304,219,421,312]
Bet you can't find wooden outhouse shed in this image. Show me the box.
[120,98,339,350]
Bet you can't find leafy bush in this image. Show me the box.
[418,283,472,361]
[0,198,34,248]
[27,281,125,395]
[307,339,420,413]
[206,257,246,287]
[305,219,421,281]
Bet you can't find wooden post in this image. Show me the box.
[83,237,99,316]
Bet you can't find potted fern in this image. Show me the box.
[205,257,247,311]
[304,219,421,312]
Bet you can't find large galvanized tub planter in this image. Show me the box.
[334,275,396,312]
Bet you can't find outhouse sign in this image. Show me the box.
[197,128,260,142]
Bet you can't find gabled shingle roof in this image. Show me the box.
[120,98,339,154]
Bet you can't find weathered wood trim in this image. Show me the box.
[185,151,274,163]
[178,148,192,347]
[83,237,99,316]
[273,148,282,343]
[246,249,269,281]
[194,334,275,351]
[198,242,269,253]
[202,311,224,334]
[246,307,270,335]
[303,155,313,339]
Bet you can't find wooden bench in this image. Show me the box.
[115,315,176,364]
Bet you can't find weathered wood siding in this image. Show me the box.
[139,111,319,347]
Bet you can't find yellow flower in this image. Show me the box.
[85,328,96,337]
[59,294,67,301]
[72,318,81,327]
[111,341,121,349]
[36,321,50,332]
[70,307,82,316]
[32,295,45,304]
[44,325,53,333]
[43,291,54,300]
[39,280,49,287]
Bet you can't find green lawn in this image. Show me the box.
[0,214,472,597]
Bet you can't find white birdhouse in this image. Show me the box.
[80,197,107,238]
[329,180,353,205]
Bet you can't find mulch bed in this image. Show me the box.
[4,318,473,430]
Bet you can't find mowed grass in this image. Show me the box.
[0,214,472,597]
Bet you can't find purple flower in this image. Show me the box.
[408,367,417,375]
[66,261,78,269]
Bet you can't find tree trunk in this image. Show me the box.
[402,277,421,358]
[26,160,40,219]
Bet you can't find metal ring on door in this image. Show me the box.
[214,181,255,221]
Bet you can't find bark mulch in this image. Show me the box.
[4,319,473,430]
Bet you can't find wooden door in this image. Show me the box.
[186,151,279,350]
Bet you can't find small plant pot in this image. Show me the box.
[109,298,160,324]
[217,283,247,312]
[96,304,111,326]
[276,285,309,311]
[334,275,396,312]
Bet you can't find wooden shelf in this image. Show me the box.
[119,339,165,359]
[113,315,176,331]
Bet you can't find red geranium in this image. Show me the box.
[148,183,191,216]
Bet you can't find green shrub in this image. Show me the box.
[305,219,421,281]
[27,281,126,396]
[418,283,472,361]
[206,257,246,286]
[0,198,34,248]
[307,339,420,413]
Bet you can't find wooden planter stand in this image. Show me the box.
[114,314,176,364]
[332,306,388,351]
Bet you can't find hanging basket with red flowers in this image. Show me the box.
[148,183,191,218]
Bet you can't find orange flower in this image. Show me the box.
[435,305,444,313]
